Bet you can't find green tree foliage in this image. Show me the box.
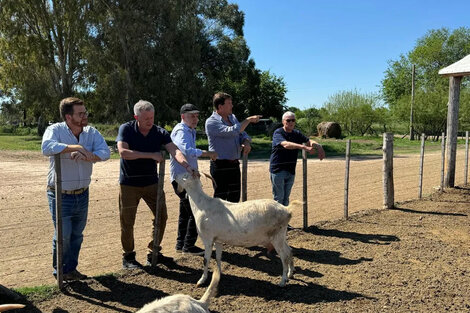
[0,0,288,125]
[323,90,385,136]
[0,0,91,123]
[382,27,470,133]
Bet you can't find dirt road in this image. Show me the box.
[0,149,467,289]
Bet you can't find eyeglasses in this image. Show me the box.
[285,119,296,123]
[74,111,89,118]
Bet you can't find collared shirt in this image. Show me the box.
[42,122,110,190]
[169,122,202,182]
[116,120,172,187]
[205,111,250,160]
[269,127,309,175]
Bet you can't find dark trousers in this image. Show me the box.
[171,180,198,250]
[210,159,241,203]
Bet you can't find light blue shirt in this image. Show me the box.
[170,122,203,182]
[205,111,250,160]
[42,122,110,190]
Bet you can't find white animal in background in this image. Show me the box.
[175,172,298,287]
[136,261,220,313]
[0,304,25,312]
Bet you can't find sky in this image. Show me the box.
[234,0,470,110]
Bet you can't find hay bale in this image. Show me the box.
[317,122,342,138]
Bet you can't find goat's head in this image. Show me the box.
[175,172,199,190]
[175,172,216,192]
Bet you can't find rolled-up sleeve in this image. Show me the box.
[91,128,110,161]
[206,117,241,138]
[41,125,67,156]
[173,129,202,158]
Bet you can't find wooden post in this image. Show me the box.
[302,147,308,230]
[410,64,415,140]
[242,153,248,202]
[54,154,64,290]
[445,76,462,188]
[151,152,166,267]
[418,134,425,199]
[344,139,351,219]
[440,132,446,191]
[383,133,394,209]
[465,131,469,185]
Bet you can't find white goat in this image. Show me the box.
[175,172,298,287]
[0,304,25,312]
[136,260,220,313]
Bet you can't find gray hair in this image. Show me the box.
[282,111,295,120]
[134,100,155,116]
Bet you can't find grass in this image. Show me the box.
[13,285,59,302]
[0,132,467,159]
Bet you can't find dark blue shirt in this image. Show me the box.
[116,121,172,186]
[269,128,309,175]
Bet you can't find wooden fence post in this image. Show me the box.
[418,134,425,199]
[302,147,308,230]
[383,133,394,209]
[151,151,166,267]
[440,132,446,191]
[54,154,64,290]
[242,153,248,202]
[465,131,469,186]
[445,76,462,188]
[344,139,351,219]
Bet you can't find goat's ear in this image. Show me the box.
[176,183,184,193]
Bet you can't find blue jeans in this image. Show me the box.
[270,171,295,206]
[47,189,89,274]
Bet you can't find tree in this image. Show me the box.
[381,27,470,133]
[323,90,384,136]
[0,0,91,123]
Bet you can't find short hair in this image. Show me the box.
[60,97,84,121]
[134,100,155,116]
[212,92,232,110]
[282,111,295,120]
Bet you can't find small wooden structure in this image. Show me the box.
[438,54,470,187]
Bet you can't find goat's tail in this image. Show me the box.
[286,200,303,215]
[199,262,221,307]
[0,304,25,312]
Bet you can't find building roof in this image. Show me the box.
[438,54,470,77]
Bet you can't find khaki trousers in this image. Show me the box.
[119,183,167,256]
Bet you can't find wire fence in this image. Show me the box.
[0,132,469,288]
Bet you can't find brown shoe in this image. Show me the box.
[63,269,87,281]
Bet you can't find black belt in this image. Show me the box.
[47,186,88,195]
[214,159,239,164]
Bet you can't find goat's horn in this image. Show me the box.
[0,304,26,312]
[202,172,217,189]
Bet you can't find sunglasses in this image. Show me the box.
[285,119,296,123]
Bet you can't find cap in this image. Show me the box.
[180,103,200,114]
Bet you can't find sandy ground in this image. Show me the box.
[3,183,470,312]
[0,148,468,293]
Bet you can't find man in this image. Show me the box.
[117,100,196,269]
[170,103,218,255]
[270,111,325,207]
[42,97,110,281]
[205,92,261,202]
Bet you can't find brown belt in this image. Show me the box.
[47,186,88,195]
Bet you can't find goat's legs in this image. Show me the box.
[197,240,213,287]
[214,242,223,276]
[272,235,289,287]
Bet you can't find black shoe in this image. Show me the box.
[182,246,205,256]
[146,253,174,266]
[175,246,183,253]
[123,252,143,269]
